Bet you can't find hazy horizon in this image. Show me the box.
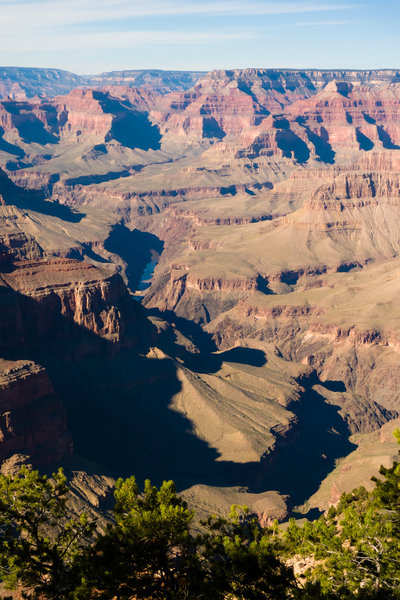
[2,65,400,76]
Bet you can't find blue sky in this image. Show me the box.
[0,0,398,74]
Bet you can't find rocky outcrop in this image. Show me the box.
[186,274,258,292]
[241,304,326,319]
[224,81,400,163]
[0,257,139,355]
[0,88,161,152]
[0,222,146,467]
[99,86,156,111]
[0,89,115,141]
[0,359,72,463]
[309,171,400,205]
[144,268,260,322]
[149,69,318,139]
[146,71,400,153]
[52,89,114,138]
[0,229,43,263]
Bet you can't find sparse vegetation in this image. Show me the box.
[0,432,399,599]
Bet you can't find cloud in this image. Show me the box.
[0,29,255,54]
[0,0,360,72]
[0,1,359,53]
[292,20,350,26]
[0,0,360,28]
[0,1,355,53]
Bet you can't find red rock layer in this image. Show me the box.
[0,257,139,354]
[0,87,158,143]
[148,71,400,147]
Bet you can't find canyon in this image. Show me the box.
[1,67,400,521]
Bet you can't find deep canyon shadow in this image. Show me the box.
[183,346,267,374]
[92,91,161,151]
[15,117,58,145]
[0,169,83,223]
[276,129,310,164]
[149,307,218,355]
[263,376,356,510]
[104,225,164,292]
[0,127,25,157]
[0,279,357,510]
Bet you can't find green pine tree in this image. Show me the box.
[77,477,199,600]
[0,466,95,600]
[282,430,400,599]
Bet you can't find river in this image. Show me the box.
[133,254,159,301]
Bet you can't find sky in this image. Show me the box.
[0,0,399,74]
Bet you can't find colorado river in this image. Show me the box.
[133,253,159,301]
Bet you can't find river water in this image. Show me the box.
[133,255,159,301]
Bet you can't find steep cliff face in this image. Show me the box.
[0,228,43,262]
[0,220,145,467]
[52,89,114,138]
[0,359,72,463]
[149,69,317,139]
[0,256,140,356]
[0,90,102,141]
[147,72,400,152]
[0,87,161,153]
[234,82,400,163]
[308,171,400,204]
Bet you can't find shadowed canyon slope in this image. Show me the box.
[1,68,400,519]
